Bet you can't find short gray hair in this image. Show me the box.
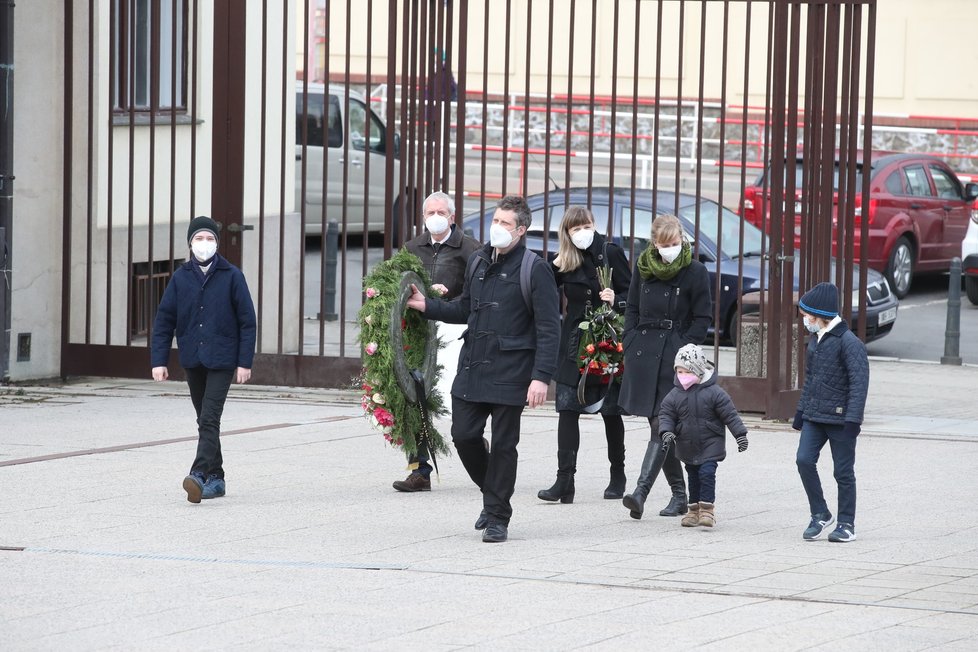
[423,191,455,215]
[496,195,532,229]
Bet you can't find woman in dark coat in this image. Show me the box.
[618,213,712,519]
[538,207,632,503]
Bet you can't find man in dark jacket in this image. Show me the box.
[151,216,257,504]
[407,195,561,543]
[393,191,481,493]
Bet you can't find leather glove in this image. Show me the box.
[792,410,803,431]
[843,422,861,438]
[660,431,676,446]
[735,433,749,452]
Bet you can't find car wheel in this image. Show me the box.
[725,307,740,346]
[886,236,914,299]
[966,275,978,306]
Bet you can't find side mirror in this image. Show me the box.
[965,182,978,201]
[392,132,401,158]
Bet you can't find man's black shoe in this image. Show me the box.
[482,522,508,543]
[474,509,489,530]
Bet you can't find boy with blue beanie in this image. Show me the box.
[793,282,869,542]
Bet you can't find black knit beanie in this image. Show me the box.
[799,282,839,318]
[187,216,221,244]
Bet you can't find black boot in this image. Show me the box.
[603,416,626,499]
[537,450,576,503]
[622,439,668,519]
[658,445,688,516]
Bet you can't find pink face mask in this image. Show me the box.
[677,372,699,390]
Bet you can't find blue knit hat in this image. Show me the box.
[799,282,839,318]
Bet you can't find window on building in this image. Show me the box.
[113,0,188,112]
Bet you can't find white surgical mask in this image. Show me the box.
[803,316,820,333]
[191,240,217,262]
[659,244,683,264]
[425,214,450,235]
[570,228,595,250]
[490,223,517,248]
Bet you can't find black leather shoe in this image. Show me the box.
[482,522,508,543]
[659,493,689,516]
[474,509,489,530]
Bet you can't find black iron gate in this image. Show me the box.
[61,0,876,417]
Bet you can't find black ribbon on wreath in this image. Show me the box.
[391,271,441,473]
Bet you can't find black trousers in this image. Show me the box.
[451,397,524,526]
[185,366,234,479]
[648,416,686,495]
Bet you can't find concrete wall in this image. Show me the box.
[9,0,65,380]
[324,0,978,120]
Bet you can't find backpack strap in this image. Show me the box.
[520,248,537,315]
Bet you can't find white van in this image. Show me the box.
[295,82,403,235]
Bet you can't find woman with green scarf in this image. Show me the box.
[618,214,712,520]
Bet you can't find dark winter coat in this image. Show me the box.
[151,255,257,371]
[551,234,631,387]
[404,225,482,299]
[797,320,869,426]
[424,242,561,406]
[618,259,713,417]
[658,371,747,465]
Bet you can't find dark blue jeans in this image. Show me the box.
[185,366,234,480]
[450,397,524,526]
[796,420,858,525]
[684,460,718,504]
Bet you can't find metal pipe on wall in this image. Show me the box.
[1,0,14,381]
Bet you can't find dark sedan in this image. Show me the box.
[462,188,898,343]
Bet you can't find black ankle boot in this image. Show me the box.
[538,449,576,503]
[622,439,667,519]
[659,493,689,516]
[603,466,626,499]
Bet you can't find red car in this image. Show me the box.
[740,153,978,298]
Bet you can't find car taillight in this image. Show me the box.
[742,187,757,223]
[853,196,878,226]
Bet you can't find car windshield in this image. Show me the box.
[677,201,768,258]
[762,161,864,192]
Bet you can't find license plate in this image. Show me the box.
[878,307,896,326]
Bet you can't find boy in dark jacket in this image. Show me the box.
[792,282,869,543]
[151,216,257,504]
[658,344,748,527]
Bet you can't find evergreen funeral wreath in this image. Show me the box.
[355,249,450,457]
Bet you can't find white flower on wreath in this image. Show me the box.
[372,392,386,405]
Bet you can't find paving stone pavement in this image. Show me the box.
[1,355,977,650]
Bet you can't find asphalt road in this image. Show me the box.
[865,273,977,365]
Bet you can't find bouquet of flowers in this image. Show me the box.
[577,304,625,383]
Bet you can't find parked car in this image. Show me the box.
[462,188,898,343]
[961,197,978,305]
[294,82,408,236]
[740,153,978,298]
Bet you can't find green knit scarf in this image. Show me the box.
[637,241,692,281]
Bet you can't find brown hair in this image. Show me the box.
[496,195,532,229]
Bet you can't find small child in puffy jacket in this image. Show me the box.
[658,343,748,527]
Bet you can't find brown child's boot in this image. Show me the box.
[698,502,715,527]
[681,502,701,527]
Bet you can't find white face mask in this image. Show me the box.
[803,316,821,333]
[570,228,595,250]
[659,243,683,264]
[191,239,217,262]
[425,214,450,235]
[490,223,517,248]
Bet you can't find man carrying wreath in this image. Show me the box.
[406,195,560,543]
